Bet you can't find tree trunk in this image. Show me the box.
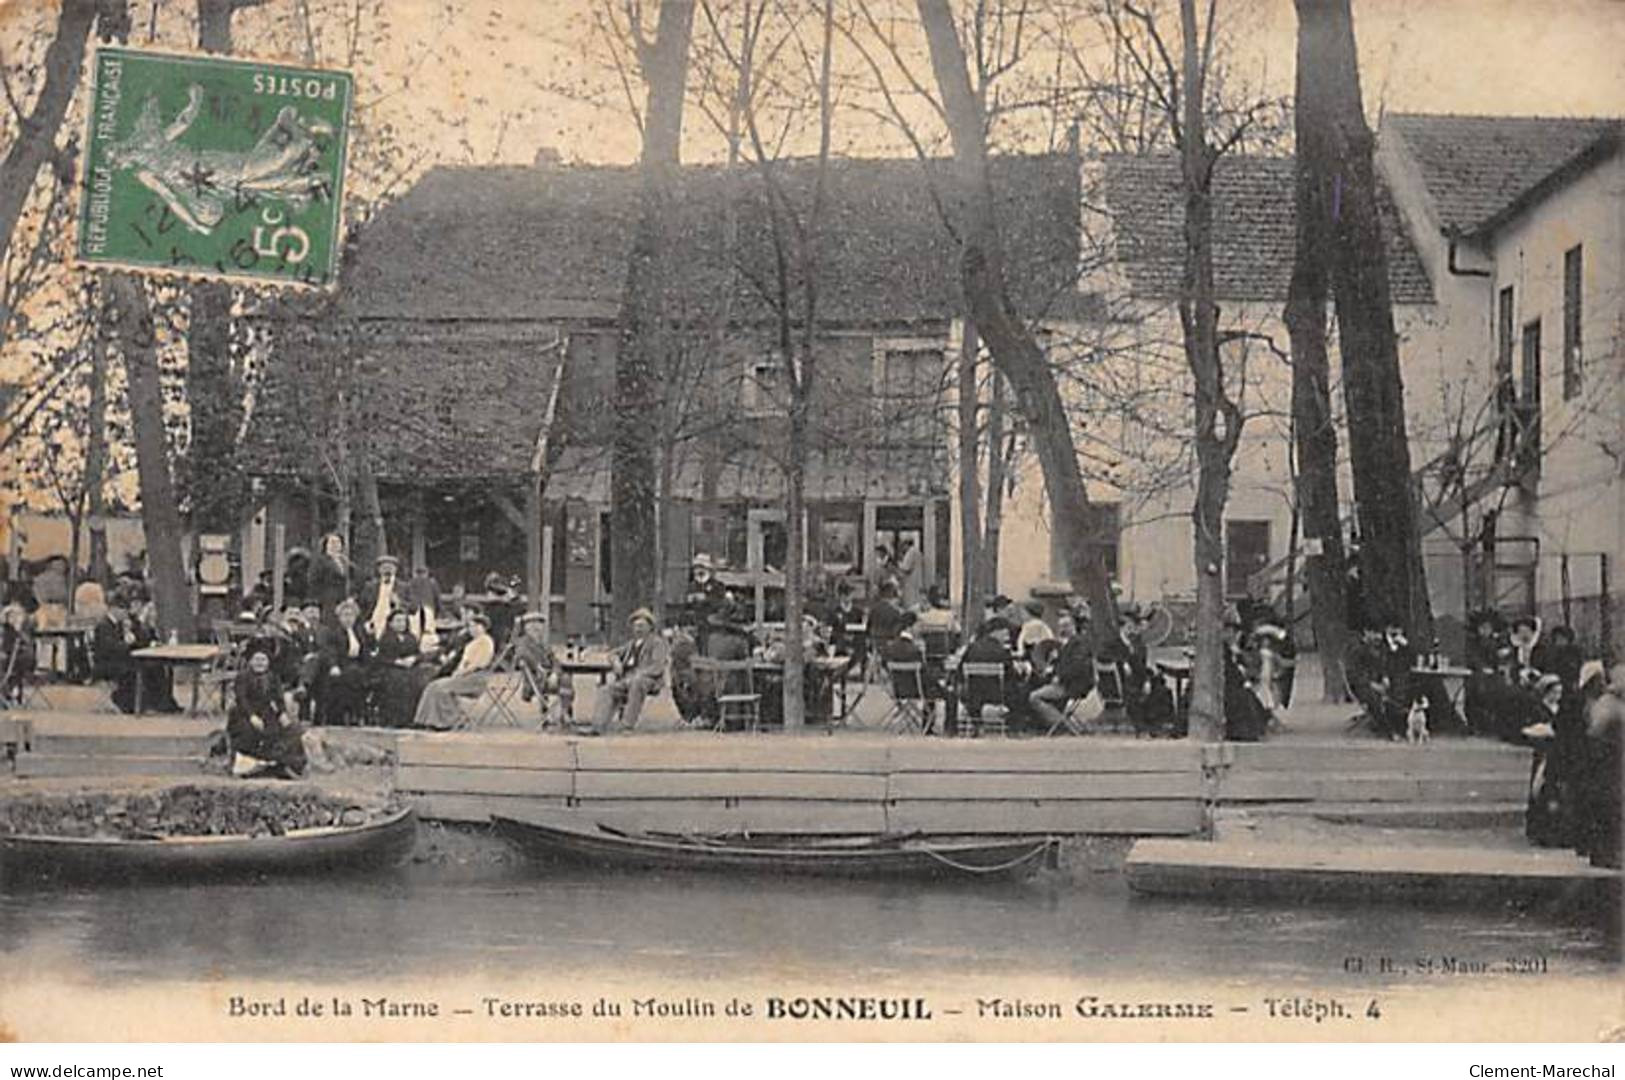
[353,457,384,567]
[185,0,250,537]
[612,0,695,634]
[185,282,243,533]
[108,274,192,639]
[957,319,983,628]
[1177,0,1235,743]
[1284,7,1351,699]
[982,365,1006,601]
[783,388,808,730]
[781,0,836,732]
[333,367,353,549]
[1297,0,1431,641]
[653,441,676,624]
[85,319,111,586]
[0,0,98,305]
[197,0,261,52]
[916,0,1117,648]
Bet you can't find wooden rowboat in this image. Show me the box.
[0,805,418,886]
[491,812,1056,880]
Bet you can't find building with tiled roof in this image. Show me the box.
[995,151,1449,613]
[1383,114,1621,238]
[245,152,1084,634]
[1376,112,1624,646]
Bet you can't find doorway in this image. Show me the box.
[747,509,789,625]
[1224,519,1271,598]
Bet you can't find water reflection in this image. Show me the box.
[2,863,1615,986]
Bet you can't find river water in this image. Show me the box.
[2,859,1616,988]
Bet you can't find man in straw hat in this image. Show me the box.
[588,607,670,734]
[360,553,403,639]
[513,610,574,723]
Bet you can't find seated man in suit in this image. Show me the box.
[1100,606,1175,735]
[865,580,908,654]
[90,597,139,713]
[959,619,1028,731]
[589,607,670,734]
[1028,612,1097,734]
[512,611,574,724]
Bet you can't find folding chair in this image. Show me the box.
[1,636,48,710]
[460,641,532,729]
[1046,662,1123,736]
[958,662,1009,738]
[880,660,929,734]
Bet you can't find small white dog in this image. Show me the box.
[1405,699,1431,744]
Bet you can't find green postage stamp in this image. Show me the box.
[76,46,352,288]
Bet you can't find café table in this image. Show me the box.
[745,655,852,726]
[560,652,615,687]
[1156,657,1193,715]
[130,643,222,716]
[1411,662,1474,710]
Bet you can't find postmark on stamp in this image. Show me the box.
[76,46,352,288]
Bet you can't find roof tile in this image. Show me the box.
[1386,113,1621,236]
[1101,153,1435,305]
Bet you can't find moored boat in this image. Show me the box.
[0,805,418,886]
[490,811,1057,879]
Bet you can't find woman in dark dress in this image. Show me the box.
[227,645,306,778]
[307,533,351,617]
[313,597,371,726]
[371,608,421,727]
[1223,621,1270,742]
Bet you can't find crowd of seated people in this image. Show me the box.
[658,551,1295,741]
[222,553,558,738]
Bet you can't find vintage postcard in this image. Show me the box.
[0,0,1621,1047]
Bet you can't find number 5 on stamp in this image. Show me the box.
[76,46,352,288]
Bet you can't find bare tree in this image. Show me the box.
[1283,0,1350,700]
[1297,0,1430,640]
[916,0,1119,646]
[184,0,263,542]
[0,1,126,313]
[611,0,697,632]
[106,273,191,636]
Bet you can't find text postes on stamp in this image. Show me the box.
[76,46,352,288]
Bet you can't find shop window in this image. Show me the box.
[742,355,786,418]
[1224,519,1270,598]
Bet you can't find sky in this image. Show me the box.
[227,0,1625,177]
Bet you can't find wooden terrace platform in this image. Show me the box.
[1126,838,1621,909]
[394,731,1208,836]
